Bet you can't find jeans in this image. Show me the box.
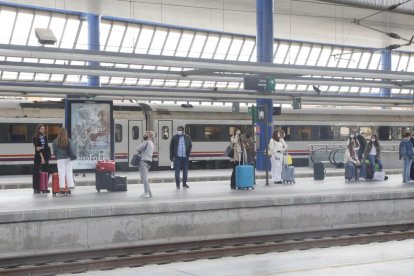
[174,156,189,186]
[367,155,383,172]
[402,157,412,182]
[139,160,151,194]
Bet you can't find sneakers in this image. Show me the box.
[140,193,152,198]
[41,189,50,193]
[33,189,41,194]
[183,184,190,189]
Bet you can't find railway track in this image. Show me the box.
[2,224,414,276]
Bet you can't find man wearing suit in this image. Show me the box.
[169,126,192,189]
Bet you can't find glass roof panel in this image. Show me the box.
[106,23,126,52]
[0,8,16,44]
[48,15,66,47]
[226,38,243,61]
[296,45,311,65]
[368,52,381,70]
[238,39,255,62]
[11,11,33,45]
[358,52,371,69]
[306,46,321,66]
[176,31,194,57]
[148,28,168,55]
[188,33,207,58]
[214,35,232,60]
[162,30,180,56]
[28,12,50,46]
[75,20,88,50]
[60,18,80,49]
[135,26,154,54]
[406,55,414,72]
[120,25,140,53]
[317,47,332,67]
[201,34,219,59]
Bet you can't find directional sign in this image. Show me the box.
[244,76,276,92]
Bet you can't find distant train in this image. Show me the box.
[0,99,412,175]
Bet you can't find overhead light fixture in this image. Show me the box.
[34,28,57,45]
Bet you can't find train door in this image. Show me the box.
[128,120,143,167]
[158,120,172,167]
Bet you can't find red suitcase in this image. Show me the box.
[39,171,49,192]
[96,160,115,172]
[52,173,69,195]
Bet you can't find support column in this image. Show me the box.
[380,49,391,97]
[256,0,273,171]
[87,13,100,87]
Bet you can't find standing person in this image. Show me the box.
[399,132,414,183]
[356,131,367,160]
[241,129,254,165]
[269,130,284,184]
[230,128,243,189]
[52,128,75,194]
[364,134,383,172]
[137,131,155,198]
[32,124,51,194]
[170,126,192,189]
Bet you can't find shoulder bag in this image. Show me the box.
[131,142,148,167]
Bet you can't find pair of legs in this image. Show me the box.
[367,155,383,172]
[174,157,189,188]
[33,162,49,193]
[139,160,152,197]
[402,157,412,182]
[270,155,283,183]
[57,158,75,190]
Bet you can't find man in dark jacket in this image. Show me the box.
[169,126,192,189]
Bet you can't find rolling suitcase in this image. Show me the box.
[345,162,355,181]
[39,171,49,192]
[359,164,367,179]
[110,176,127,191]
[52,172,69,195]
[236,165,254,190]
[96,160,115,172]
[365,163,374,180]
[281,165,295,183]
[313,162,325,180]
[95,171,113,192]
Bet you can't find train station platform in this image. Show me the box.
[1,168,414,259]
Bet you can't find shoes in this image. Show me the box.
[231,186,236,190]
[33,189,41,194]
[384,176,388,181]
[176,185,180,189]
[274,181,283,184]
[183,184,190,189]
[41,189,50,193]
[140,193,152,198]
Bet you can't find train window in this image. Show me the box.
[319,126,334,140]
[297,126,312,141]
[46,124,61,141]
[359,127,373,139]
[340,127,350,140]
[9,124,27,143]
[378,126,392,141]
[398,127,411,139]
[162,126,169,140]
[115,124,122,142]
[132,126,139,140]
[281,126,292,141]
[204,126,223,141]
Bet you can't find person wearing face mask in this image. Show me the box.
[230,128,243,189]
[268,130,284,184]
[241,129,254,165]
[170,126,192,189]
[347,131,360,153]
[364,134,383,174]
[137,131,155,198]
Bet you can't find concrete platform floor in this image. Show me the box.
[0,172,413,214]
[63,239,414,276]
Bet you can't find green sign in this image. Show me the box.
[244,76,276,92]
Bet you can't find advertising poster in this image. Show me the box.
[67,100,113,170]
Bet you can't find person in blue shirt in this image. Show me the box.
[170,126,192,189]
[399,131,414,183]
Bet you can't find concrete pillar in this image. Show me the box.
[256,0,273,170]
[87,13,100,87]
[380,49,391,97]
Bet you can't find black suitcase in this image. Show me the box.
[411,163,414,180]
[365,163,374,180]
[95,171,113,192]
[110,176,127,191]
[313,162,325,180]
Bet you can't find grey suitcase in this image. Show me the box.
[281,165,295,183]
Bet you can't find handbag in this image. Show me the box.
[67,141,77,160]
[225,145,234,158]
[131,142,148,167]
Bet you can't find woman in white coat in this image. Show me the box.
[269,130,284,184]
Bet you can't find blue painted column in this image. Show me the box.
[87,13,100,87]
[256,0,273,170]
[380,49,391,97]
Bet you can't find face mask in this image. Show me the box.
[371,138,375,142]
[177,131,183,135]
[350,134,354,138]
[236,131,240,135]
[277,134,280,138]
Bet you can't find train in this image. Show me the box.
[0,99,412,175]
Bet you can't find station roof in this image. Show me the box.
[0,0,413,105]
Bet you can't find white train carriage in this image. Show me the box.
[0,99,413,174]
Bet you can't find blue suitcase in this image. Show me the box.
[236,165,254,190]
[345,162,355,181]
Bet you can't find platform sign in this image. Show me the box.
[244,76,275,92]
[66,99,114,170]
